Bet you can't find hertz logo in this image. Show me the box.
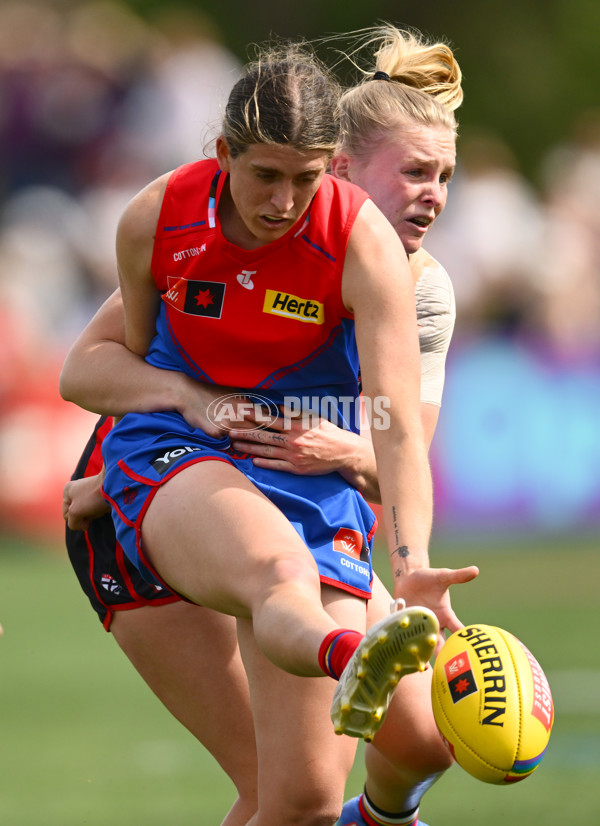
[263,289,324,324]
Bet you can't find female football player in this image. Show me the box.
[61,26,476,826]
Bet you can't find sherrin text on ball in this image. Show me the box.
[431,624,554,784]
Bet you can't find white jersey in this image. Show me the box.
[411,248,456,407]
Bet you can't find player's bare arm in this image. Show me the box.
[60,289,241,438]
[116,173,170,357]
[343,200,477,632]
[343,201,432,564]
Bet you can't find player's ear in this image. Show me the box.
[216,137,231,172]
[330,152,353,182]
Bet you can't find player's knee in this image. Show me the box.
[435,741,455,772]
[368,728,453,785]
[407,739,454,777]
[262,798,341,826]
[259,774,345,825]
[419,742,454,774]
[264,548,320,594]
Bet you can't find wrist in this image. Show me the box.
[337,433,377,494]
[168,371,194,415]
[390,548,429,577]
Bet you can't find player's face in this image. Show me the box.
[216,139,329,249]
[333,124,456,255]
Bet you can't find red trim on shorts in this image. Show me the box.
[108,454,234,597]
[84,530,111,616]
[102,596,182,631]
[85,417,113,478]
[115,539,147,598]
[102,491,135,526]
[319,575,372,600]
[106,451,375,603]
[115,541,183,607]
[115,459,160,487]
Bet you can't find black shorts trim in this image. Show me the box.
[65,417,180,629]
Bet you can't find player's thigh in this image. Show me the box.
[141,460,321,613]
[236,586,366,817]
[111,601,258,787]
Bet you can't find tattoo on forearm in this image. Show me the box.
[391,504,410,566]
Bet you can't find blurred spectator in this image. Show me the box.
[124,4,241,171]
[425,126,545,335]
[0,0,151,196]
[534,108,600,357]
[0,0,241,341]
[0,0,240,543]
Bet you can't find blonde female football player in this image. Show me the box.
[61,25,476,826]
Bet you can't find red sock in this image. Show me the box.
[318,628,364,679]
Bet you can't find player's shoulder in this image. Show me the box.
[410,247,452,293]
[411,248,454,312]
[118,170,174,249]
[411,247,456,351]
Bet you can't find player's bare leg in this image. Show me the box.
[336,576,452,826]
[236,585,365,826]
[139,462,438,822]
[140,460,343,675]
[111,602,257,826]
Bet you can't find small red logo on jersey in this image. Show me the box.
[163,276,225,318]
[195,288,215,308]
[333,528,363,560]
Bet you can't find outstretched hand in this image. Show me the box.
[394,565,479,654]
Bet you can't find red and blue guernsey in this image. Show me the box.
[147,158,367,413]
[102,159,377,598]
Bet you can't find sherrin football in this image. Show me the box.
[431,624,554,784]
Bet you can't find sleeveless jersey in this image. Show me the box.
[147,159,369,428]
[101,160,376,597]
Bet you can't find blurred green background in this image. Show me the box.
[1,534,598,825]
[1,1,599,823]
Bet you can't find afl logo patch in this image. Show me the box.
[263,289,324,324]
[333,528,366,561]
[444,651,479,704]
[163,276,225,318]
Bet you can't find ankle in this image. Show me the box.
[359,791,420,826]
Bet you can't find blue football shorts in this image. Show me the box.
[101,410,376,600]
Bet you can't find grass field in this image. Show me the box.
[0,532,598,825]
